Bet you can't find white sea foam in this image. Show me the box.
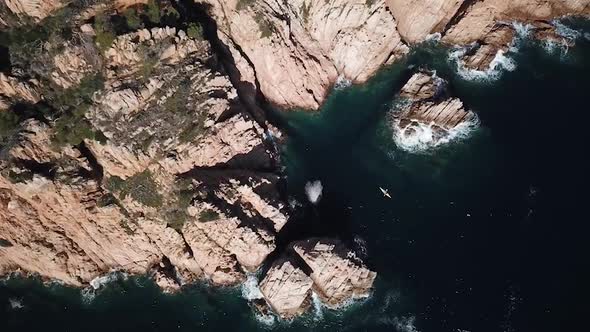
[90,271,126,290]
[82,271,128,304]
[335,75,352,90]
[392,116,479,153]
[450,47,517,81]
[425,32,442,42]
[241,274,263,301]
[393,316,420,332]
[254,312,276,327]
[448,21,535,82]
[353,235,368,259]
[311,291,324,321]
[510,21,534,39]
[305,180,323,204]
[552,19,581,43]
[8,297,24,310]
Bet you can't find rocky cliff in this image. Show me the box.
[0,1,287,290]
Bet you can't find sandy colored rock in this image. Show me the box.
[201,0,407,109]
[0,73,41,107]
[259,260,313,319]
[293,239,376,308]
[386,0,464,43]
[397,72,475,130]
[0,23,282,289]
[3,0,64,21]
[390,71,477,149]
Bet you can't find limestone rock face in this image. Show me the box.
[390,71,477,150]
[259,260,313,319]
[293,239,377,308]
[200,0,408,109]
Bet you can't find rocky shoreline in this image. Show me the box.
[1,0,589,320]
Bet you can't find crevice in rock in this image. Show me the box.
[440,0,481,35]
[11,158,57,180]
[0,45,11,73]
[174,0,270,128]
[175,227,195,259]
[76,141,104,181]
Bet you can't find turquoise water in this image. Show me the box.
[2,25,590,332]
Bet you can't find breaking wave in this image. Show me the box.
[448,21,535,81]
[254,311,276,327]
[305,180,323,204]
[82,271,128,304]
[449,47,517,81]
[241,273,263,301]
[334,75,352,90]
[553,19,582,43]
[392,117,479,153]
[311,291,325,321]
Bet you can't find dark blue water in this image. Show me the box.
[2,27,590,332]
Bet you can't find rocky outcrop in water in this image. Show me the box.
[256,239,376,318]
[390,71,477,149]
[259,259,313,319]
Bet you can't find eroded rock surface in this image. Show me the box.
[0,4,287,290]
[199,0,408,109]
[255,238,376,318]
[293,239,377,308]
[390,71,477,150]
[259,260,313,319]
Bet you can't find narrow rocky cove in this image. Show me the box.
[1,1,590,331]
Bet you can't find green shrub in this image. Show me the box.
[254,12,273,38]
[186,22,204,40]
[146,0,161,24]
[94,14,116,53]
[162,81,190,113]
[236,0,255,11]
[49,74,105,147]
[300,2,311,23]
[124,8,142,29]
[0,110,19,141]
[108,170,163,208]
[105,175,125,192]
[52,117,96,146]
[199,209,219,222]
[138,55,159,82]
